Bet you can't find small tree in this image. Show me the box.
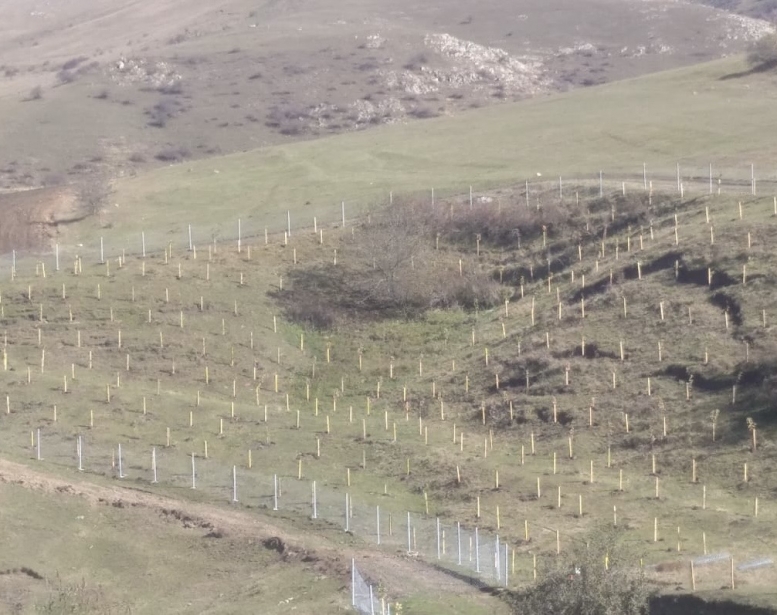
[507,526,651,615]
[76,173,112,217]
[355,198,434,308]
[747,33,777,70]
[28,85,44,100]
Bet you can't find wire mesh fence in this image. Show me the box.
[3,161,777,609]
[29,427,513,586]
[3,162,777,274]
[24,426,777,607]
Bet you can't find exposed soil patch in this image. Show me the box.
[0,187,79,254]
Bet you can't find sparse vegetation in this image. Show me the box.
[145,99,178,128]
[76,173,112,216]
[154,146,191,162]
[507,527,651,615]
[408,106,439,119]
[747,32,777,70]
[4,3,777,614]
[26,85,43,101]
[403,52,430,71]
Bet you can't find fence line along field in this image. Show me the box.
[2,169,777,611]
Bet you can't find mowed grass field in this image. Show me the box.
[69,55,777,251]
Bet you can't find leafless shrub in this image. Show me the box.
[285,296,338,330]
[157,81,183,95]
[408,106,439,119]
[167,33,188,45]
[283,64,307,76]
[36,577,129,614]
[403,52,429,71]
[354,199,507,313]
[747,32,777,70]
[436,200,566,247]
[42,173,66,187]
[356,60,379,71]
[57,70,77,84]
[62,56,88,70]
[154,146,190,162]
[26,85,43,101]
[506,526,650,615]
[146,99,178,127]
[77,173,112,216]
[265,104,310,135]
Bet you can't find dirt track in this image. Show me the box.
[0,457,497,606]
[0,187,79,254]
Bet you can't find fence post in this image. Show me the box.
[475,527,480,573]
[351,558,356,607]
[457,522,462,565]
[406,512,411,553]
[77,435,83,471]
[369,585,376,615]
[100,237,104,264]
[117,443,125,478]
[55,243,60,271]
[151,447,158,483]
[504,543,509,588]
[191,453,196,489]
[345,493,350,531]
[36,428,42,461]
[376,506,381,545]
[232,465,238,503]
[273,473,278,510]
[287,210,292,237]
[312,481,317,519]
[436,518,441,559]
[495,535,501,580]
[141,231,146,258]
[341,201,346,227]
[237,219,242,253]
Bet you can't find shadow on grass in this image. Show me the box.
[650,594,776,615]
[720,61,777,81]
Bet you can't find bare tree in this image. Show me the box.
[747,33,777,70]
[77,173,112,217]
[356,198,434,306]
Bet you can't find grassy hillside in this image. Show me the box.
[0,0,765,191]
[4,54,777,614]
[76,55,777,251]
[6,181,777,608]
